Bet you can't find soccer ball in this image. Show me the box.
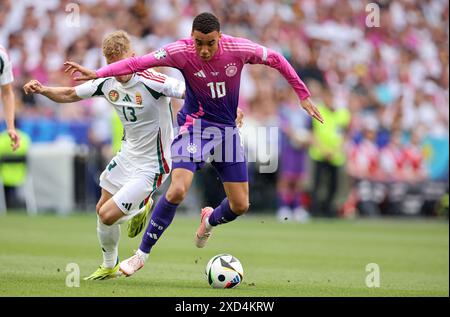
[205,254,244,289]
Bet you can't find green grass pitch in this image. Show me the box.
[0,212,448,297]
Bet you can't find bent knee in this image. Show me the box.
[98,207,116,226]
[229,201,249,215]
[166,184,188,204]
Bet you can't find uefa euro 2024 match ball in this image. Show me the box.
[205,254,244,289]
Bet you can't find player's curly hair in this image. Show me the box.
[102,30,131,60]
[192,12,220,34]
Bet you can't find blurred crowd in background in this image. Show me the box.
[0,0,448,219]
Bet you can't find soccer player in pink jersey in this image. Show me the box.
[64,12,323,277]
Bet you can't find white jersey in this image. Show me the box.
[75,69,185,175]
[0,45,14,86]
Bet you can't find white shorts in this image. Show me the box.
[99,154,170,215]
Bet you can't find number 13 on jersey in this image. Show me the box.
[207,82,226,99]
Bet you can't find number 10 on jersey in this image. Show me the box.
[207,82,226,98]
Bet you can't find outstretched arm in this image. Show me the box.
[262,49,323,123]
[63,54,170,81]
[23,79,81,103]
[243,40,324,123]
[64,42,184,81]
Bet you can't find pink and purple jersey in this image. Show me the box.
[96,34,311,126]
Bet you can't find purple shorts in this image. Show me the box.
[171,115,248,183]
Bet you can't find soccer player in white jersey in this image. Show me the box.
[23,31,186,280]
[0,44,20,150]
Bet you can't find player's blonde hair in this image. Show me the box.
[102,30,131,60]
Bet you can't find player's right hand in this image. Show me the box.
[7,129,20,151]
[23,79,44,94]
[64,61,98,81]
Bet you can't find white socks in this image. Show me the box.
[97,217,120,268]
[96,205,148,268]
[136,248,149,262]
[205,217,213,230]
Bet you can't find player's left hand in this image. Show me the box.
[8,129,20,151]
[300,98,324,124]
[236,107,244,128]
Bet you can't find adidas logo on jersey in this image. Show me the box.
[122,94,132,102]
[122,202,132,211]
[194,70,206,78]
